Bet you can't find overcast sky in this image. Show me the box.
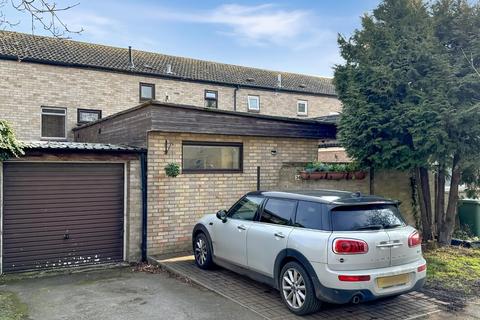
[3,0,381,77]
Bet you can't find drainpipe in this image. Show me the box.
[140,151,148,262]
[233,85,240,111]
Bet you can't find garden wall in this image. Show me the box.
[277,163,417,226]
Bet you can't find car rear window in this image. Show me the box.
[331,204,406,231]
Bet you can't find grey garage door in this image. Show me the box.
[2,162,124,273]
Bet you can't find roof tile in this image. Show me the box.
[0,31,336,96]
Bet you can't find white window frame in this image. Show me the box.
[297,100,308,116]
[247,95,260,111]
[41,106,67,139]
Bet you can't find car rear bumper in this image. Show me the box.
[310,259,427,304]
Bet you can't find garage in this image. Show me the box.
[2,162,125,273]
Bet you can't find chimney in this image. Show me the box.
[277,74,282,88]
[128,46,134,68]
[166,63,173,74]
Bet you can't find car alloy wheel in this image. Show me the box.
[282,268,307,309]
[195,237,208,266]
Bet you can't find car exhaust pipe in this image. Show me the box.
[351,294,362,304]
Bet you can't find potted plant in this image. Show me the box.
[328,164,348,180]
[300,162,329,180]
[309,162,329,179]
[165,162,180,177]
[345,162,367,180]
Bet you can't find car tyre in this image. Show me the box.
[193,232,214,269]
[280,261,321,315]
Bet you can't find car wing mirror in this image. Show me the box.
[216,210,228,223]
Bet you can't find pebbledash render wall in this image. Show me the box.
[146,132,320,255]
[0,59,341,141]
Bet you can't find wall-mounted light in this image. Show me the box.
[271,149,277,156]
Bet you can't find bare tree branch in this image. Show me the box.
[461,47,480,78]
[0,0,82,38]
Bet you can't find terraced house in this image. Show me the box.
[0,31,341,141]
[0,30,341,274]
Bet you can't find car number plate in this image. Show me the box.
[376,273,410,288]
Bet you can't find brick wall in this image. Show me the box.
[374,169,418,227]
[277,164,370,194]
[146,132,319,255]
[0,60,341,141]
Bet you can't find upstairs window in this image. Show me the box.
[77,109,102,124]
[204,90,218,108]
[247,95,260,111]
[297,100,308,116]
[139,83,155,101]
[41,107,66,139]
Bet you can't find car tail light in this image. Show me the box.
[417,264,427,272]
[338,275,371,282]
[408,231,421,247]
[333,238,368,254]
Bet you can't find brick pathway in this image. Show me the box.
[151,255,448,320]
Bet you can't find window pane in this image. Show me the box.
[331,205,406,231]
[183,144,241,171]
[228,196,263,221]
[248,96,259,110]
[42,108,66,115]
[141,85,153,99]
[42,114,65,138]
[204,99,217,108]
[79,110,100,123]
[295,201,323,230]
[298,103,306,113]
[205,91,217,99]
[260,199,297,225]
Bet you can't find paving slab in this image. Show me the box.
[152,255,450,320]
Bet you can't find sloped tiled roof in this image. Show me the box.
[23,141,143,152]
[0,31,336,96]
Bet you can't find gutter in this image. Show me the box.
[140,151,148,262]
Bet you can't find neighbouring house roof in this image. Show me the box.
[23,141,144,152]
[73,101,337,146]
[0,31,336,96]
[313,113,341,124]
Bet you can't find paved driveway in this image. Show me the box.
[153,255,451,320]
[1,267,260,320]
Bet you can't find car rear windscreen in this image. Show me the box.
[331,204,406,231]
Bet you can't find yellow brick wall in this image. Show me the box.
[0,59,341,141]
[146,132,319,255]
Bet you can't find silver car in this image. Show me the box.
[192,190,426,315]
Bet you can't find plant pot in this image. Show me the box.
[328,172,347,180]
[299,171,310,180]
[353,171,367,180]
[309,172,327,180]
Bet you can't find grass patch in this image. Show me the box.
[0,291,28,320]
[424,246,480,298]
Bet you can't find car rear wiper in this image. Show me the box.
[383,224,402,229]
[353,224,383,230]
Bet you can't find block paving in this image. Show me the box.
[153,255,448,320]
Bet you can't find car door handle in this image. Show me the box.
[274,232,285,238]
[237,225,247,231]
